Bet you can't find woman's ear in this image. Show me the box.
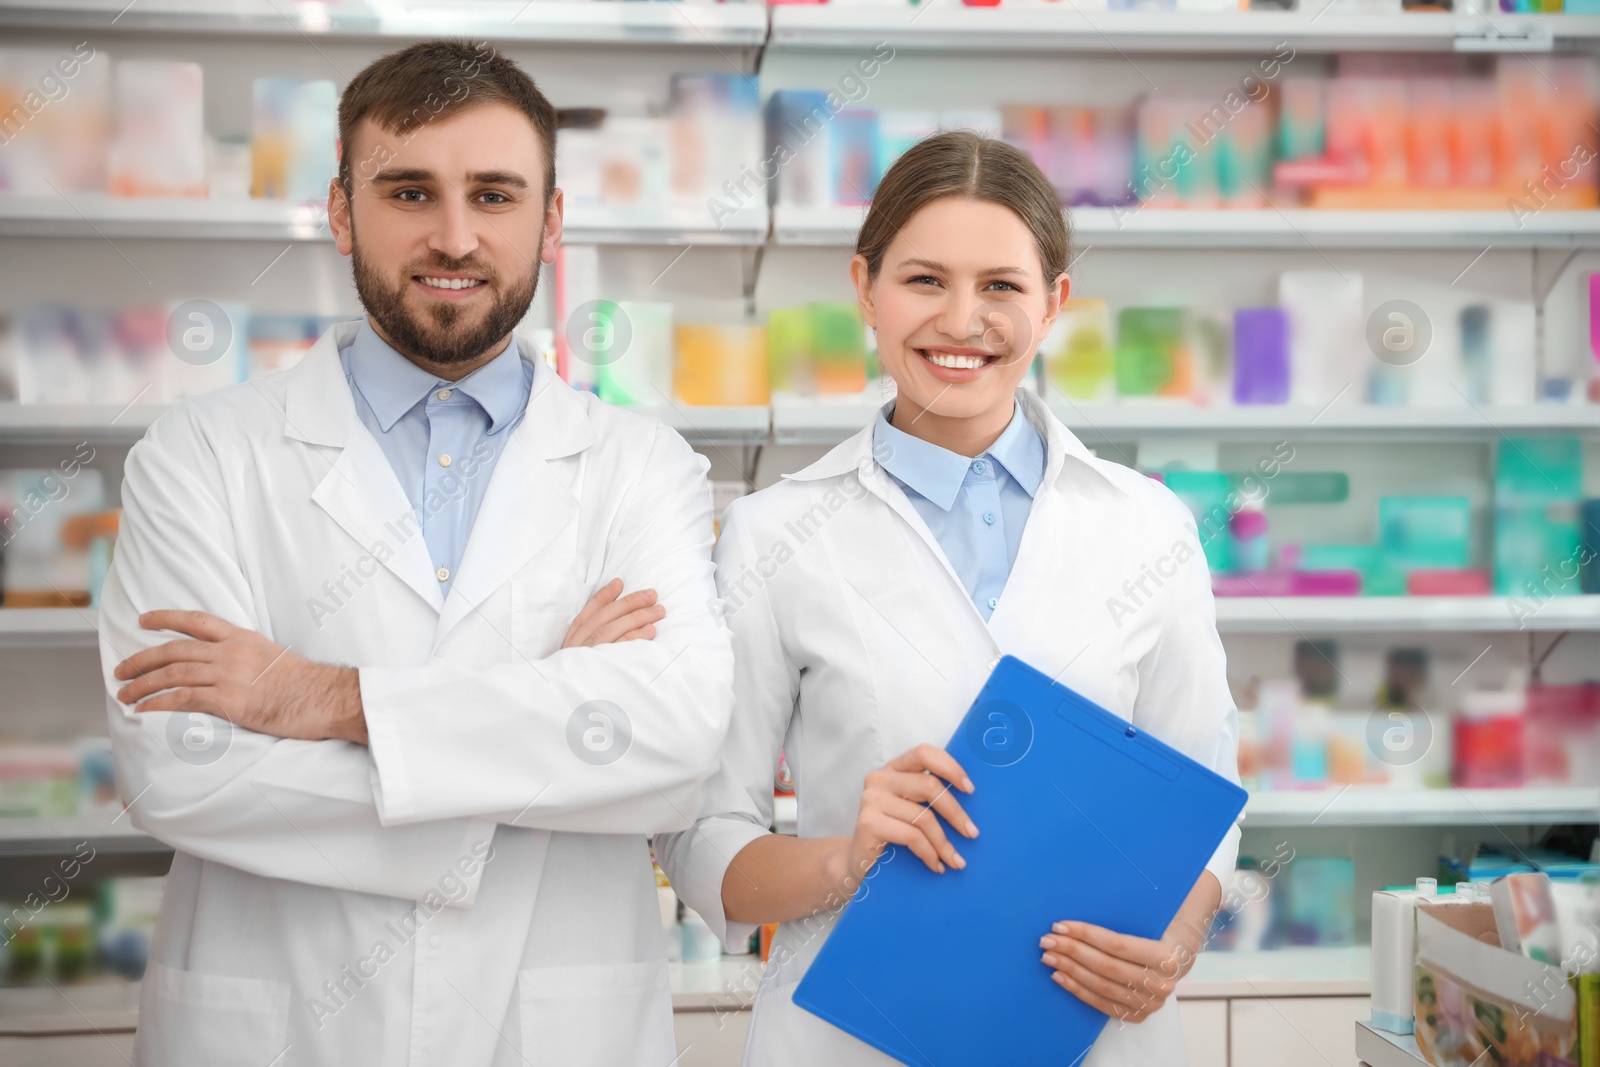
[849,253,877,329]
[1041,270,1071,332]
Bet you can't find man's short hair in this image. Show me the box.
[338,39,558,202]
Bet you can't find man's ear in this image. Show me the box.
[328,177,353,255]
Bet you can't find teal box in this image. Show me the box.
[1298,544,1405,596]
[1496,436,1583,503]
[1379,496,1471,570]
[1163,470,1234,573]
[1494,502,1582,597]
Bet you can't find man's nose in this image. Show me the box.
[428,192,480,261]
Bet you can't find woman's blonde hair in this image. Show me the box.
[855,129,1071,284]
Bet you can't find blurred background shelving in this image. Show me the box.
[2,2,1600,1066]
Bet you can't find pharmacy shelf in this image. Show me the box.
[773,203,1600,250]
[0,815,166,858]
[1182,946,1370,999]
[0,980,140,1034]
[666,946,1371,1010]
[1244,787,1600,828]
[0,0,769,48]
[1052,401,1600,442]
[0,196,767,247]
[1213,595,1600,634]
[1355,1020,1427,1067]
[0,402,770,447]
[646,404,770,446]
[8,195,1595,250]
[0,608,100,648]
[768,6,1600,54]
[770,397,884,446]
[0,404,166,444]
[771,395,1600,447]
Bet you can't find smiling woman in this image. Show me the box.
[656,130,1243,1067]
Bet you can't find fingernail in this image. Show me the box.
[962,777,974,792]
[1038,936,1053,950]
[950,853,965,869]
[1041,953,1060,968]
[935,862,945,874]
[965,820,978,837]
[1053,922,1070,935]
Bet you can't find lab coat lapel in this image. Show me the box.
[784,420,993,654]
[435,352,591,643]
[283,322,445,613]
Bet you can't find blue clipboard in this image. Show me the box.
[792,655,1247,1067]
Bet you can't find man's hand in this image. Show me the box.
[113,610,366,744]
[562,578,664,648]
[1039,870,1220,1023]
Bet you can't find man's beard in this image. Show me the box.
[351,234,540,368]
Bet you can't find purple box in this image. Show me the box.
[1233,307,1289,405]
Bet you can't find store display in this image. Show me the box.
[250,77,337,204]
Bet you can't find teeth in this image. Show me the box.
[421,277,484,290]
[923,351,989,370]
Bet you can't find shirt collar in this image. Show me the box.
[872,401,1045,512]
[343,318,528,434]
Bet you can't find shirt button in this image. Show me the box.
[438,453,452,468]
[987,596,999,610]
[429,934,443,949]
[436,389,452,401]
[971,460,987,475]
[436,567,450,582]
[983,511,996,525]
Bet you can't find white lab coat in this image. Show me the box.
[656,389,1241,1067]
[97,320,734,1067]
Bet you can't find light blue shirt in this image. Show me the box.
[873,402,1046,621]
[338,320,533,596]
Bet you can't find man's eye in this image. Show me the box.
[480,191,509,204]
[397,189,426,202]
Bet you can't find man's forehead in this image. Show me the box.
[346,104,544,177]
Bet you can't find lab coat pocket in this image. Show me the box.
[516,958,675,1067]
[510,574,590,659]
[135,959,291,1067]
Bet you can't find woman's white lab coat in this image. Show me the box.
[656,389,1241,1067]
[97,320,733,1067]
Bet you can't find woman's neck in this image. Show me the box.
[889,395,1015,458]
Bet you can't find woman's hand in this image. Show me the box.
[1038,922,1196,1023]
[1040,870,1220,1023]
[844,744,978,882]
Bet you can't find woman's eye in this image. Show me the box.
[907,275,940,286]
[988,280,1021,292]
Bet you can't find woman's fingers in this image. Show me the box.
[898,771,978,838]
[1050,965,1149,1022]
[860,808,945,873]
[1043,933,1165,995]
[875,793,966,870]
[888,743,974,794]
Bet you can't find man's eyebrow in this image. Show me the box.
[368,168,530,190]
[370,168,434,184]
[899,257,1029,278]
[470,170,529,189]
